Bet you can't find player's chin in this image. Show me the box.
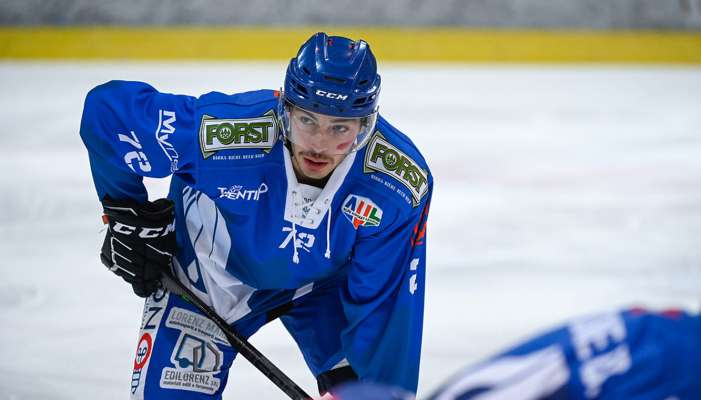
[300,165,333,180]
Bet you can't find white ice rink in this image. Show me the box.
[1,62,700,399]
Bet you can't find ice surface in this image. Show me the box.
[0,62,700,399]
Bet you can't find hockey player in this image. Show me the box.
[80,32,432,398]
[331,307,701,399]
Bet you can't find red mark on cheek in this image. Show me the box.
[336,139,353,151]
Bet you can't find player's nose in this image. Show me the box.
[307,130,332,152]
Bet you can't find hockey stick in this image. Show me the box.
[159,271,313,400]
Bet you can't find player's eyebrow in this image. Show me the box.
[298,108,356,124]
[297,109,319,122]
[330,118,356,123]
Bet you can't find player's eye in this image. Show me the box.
[299,115,315,125]
[331,125,350,136]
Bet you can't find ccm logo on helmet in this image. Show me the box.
[315,90,348,100]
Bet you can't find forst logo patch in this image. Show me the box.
[199,111,277,158]
[342,195,383,229]
[364,133,429,207]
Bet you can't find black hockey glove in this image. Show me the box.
[100,196,176,298]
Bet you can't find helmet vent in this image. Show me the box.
[292,81,309,97]
[323,75,346,84]
[302,67,311,76]
[358,79,369,86]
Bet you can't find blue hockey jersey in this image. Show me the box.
[80,80,433,392]
[331,308,701,400]
[425,308,701,400]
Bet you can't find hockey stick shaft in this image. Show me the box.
[160,272,313,400]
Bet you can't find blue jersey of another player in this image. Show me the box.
[334,308,701,400]
[426,308,701,399]
[80,80,432,393]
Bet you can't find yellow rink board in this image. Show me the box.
[1,27,700,63]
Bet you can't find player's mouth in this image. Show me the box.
[302,155,331,172]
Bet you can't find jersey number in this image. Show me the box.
[119,131,152,173]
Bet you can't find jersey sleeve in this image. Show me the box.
[79,80,197,203]
[340,185,433,393]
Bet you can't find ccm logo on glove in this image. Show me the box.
[110,221,176,238]
[99,196,177,297]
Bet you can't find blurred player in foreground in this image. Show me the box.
[332,307,701,399]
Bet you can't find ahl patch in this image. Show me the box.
[342,194,383,229]
[364,132,429,207]
[199,110,277,158]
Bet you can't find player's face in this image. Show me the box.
[288,107,362,180]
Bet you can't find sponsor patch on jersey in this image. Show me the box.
[131,333,153,394]
[132,291,168,395]
[134,333,153,370]
[160,367,221,395]
[165,307,228,344]
[199,111,277,158]
[156,109,179,172]
[364,132,429,207]
[342,194,383,229]
[217,183,268,201]
[160,332,223,394]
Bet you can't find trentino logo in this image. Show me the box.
[199,110,277,158]
[342,194,383,229]
[217,183,268,201]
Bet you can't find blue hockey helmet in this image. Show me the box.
[284,32,381,118]
[279,32,381,155]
